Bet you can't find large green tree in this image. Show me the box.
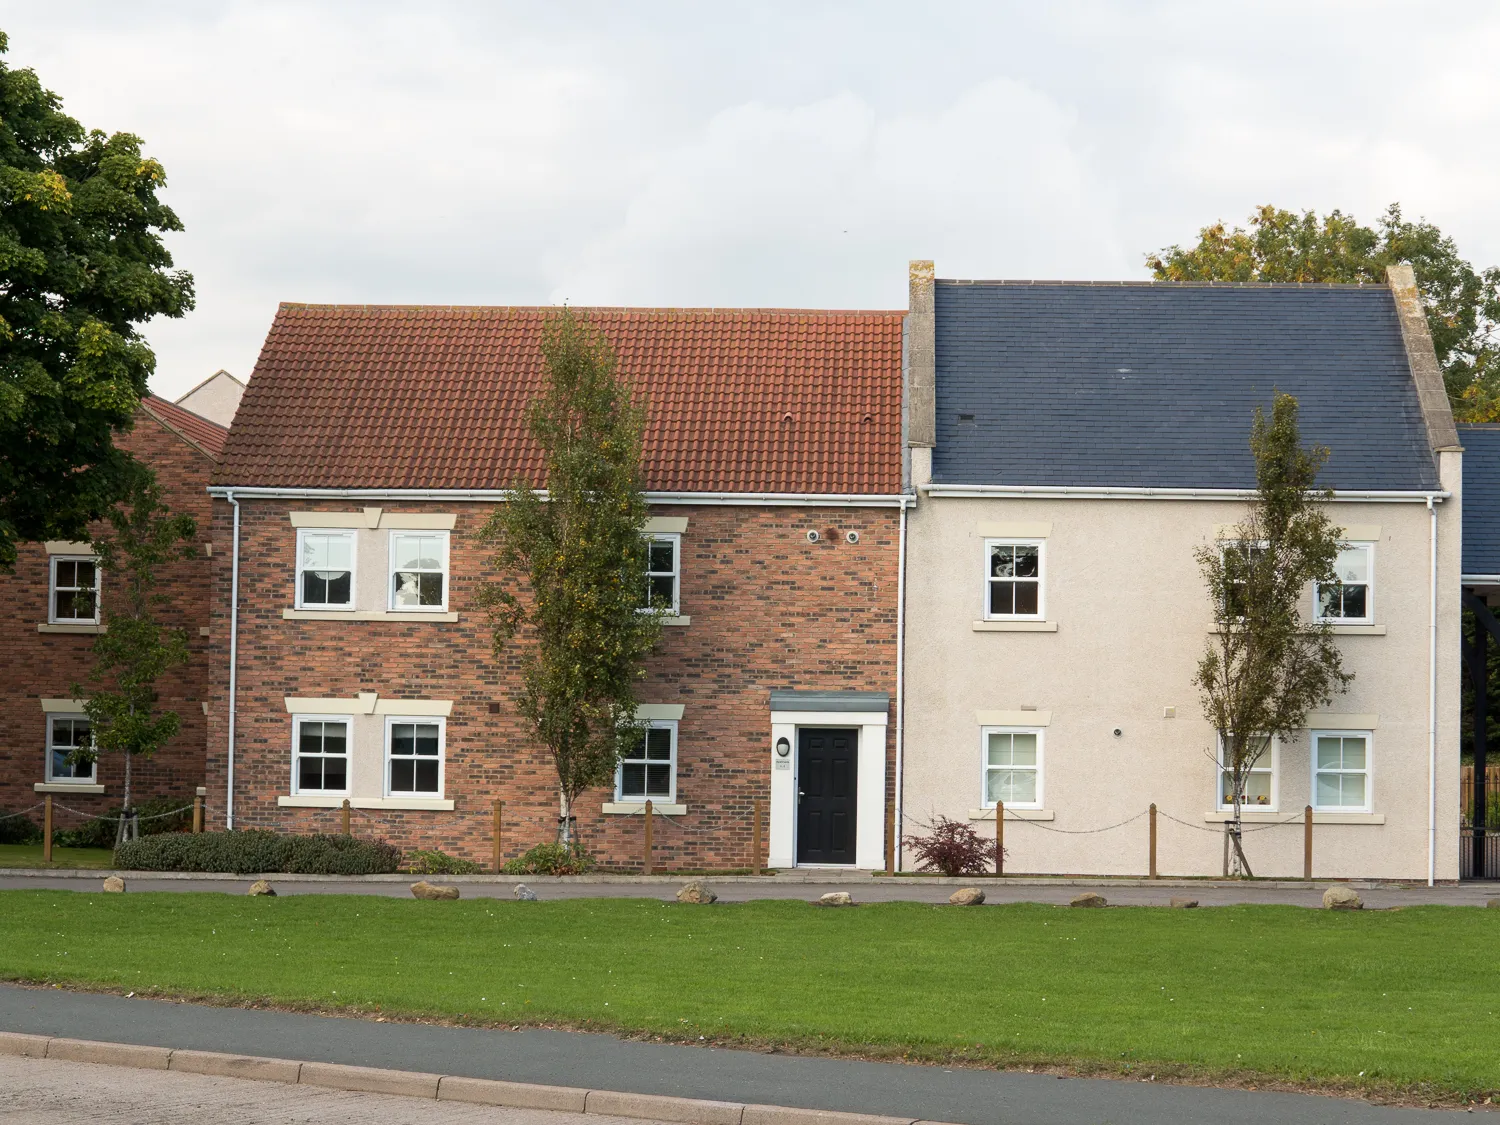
[477,310,663,845]
[0,30,193,569]
[1149,204,1500,419]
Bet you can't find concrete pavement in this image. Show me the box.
[0,1052,669,1125]
[2,869,1498,907]
[0,984,1470,1124]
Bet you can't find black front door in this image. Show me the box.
[797,728,858,865]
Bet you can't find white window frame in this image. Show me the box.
[48,555,100,625]
[615,719,677,803]
[1220,540,1268,621]
[983,539,1045,621]
[388,530,449,612]
[1314,542,1374,625]
[291,714,352,796]
[45,714,97,784]
[1216,733,1278,812]
[1310,729,1373,813]
[383,715,447,798]
[980,726,1044,811]
[294,529,357,610]
[643,533,681,616]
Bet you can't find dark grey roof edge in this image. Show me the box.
[1387,265,1461,454]
[769,690,890,713]
[936,279,1392,289]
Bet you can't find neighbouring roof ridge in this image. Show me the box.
[275,302,905,316]
[937,278,1391,289]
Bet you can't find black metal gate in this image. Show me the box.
[1461,827,1500,880]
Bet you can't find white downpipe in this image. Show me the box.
[227,491,241,832]
[893,495,910,873]
[1428,495,1438,886]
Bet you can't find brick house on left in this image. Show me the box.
[205,303,907,870]
[0,397,226,826]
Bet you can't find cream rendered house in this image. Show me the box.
[899,262,1461,881]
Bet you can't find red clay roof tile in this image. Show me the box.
[142,395,229,459]
[216,305,904,494]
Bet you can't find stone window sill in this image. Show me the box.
[282,609,460,623]
[35,782,105,795]
[972,620,1057,633]
[1203,810,1385,825]
[660,616,690,627]
[603,802,687,815]
[38,623,105,634]
[1325,624,1386,635]
[277,795,455,811]
[967,807,1055,821]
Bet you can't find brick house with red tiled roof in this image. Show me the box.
[0,397,226,832]
[207,304,908,870]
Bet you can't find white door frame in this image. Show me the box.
[768,709,888,869]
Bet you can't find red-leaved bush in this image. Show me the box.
[904,815,1000,876]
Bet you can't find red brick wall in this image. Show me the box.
[204,500,899,869]
[0,412,217,833]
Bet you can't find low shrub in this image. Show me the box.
[115,830,402,874]
[904,815,1000,876]
[501,840,596,876]
[54,795,194,849]
[405,848,485,875]
[0,810,43,846]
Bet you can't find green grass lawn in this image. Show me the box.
[1,893,1496,1101]
[0,845,116,870]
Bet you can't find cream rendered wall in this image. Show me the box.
[901,478,1461,880]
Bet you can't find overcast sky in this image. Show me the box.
[5,2,1498,400]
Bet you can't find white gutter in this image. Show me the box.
[893,493,911,873]
[1461,575,1500,584]
[227,490,241,832]
[1428,495,1438,887]
[921,483,1451,504]
[206,486,907,509]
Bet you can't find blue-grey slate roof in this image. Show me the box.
[1460,425,1500,577]
[933,282,1439,490]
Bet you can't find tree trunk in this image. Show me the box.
[558,788,572,844]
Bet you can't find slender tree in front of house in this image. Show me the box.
[71,464,196,843]
[477,309,662,846]
[1194,393,1353,875]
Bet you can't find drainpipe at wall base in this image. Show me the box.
[227,490,241,832]
[1428,495,1438,887]
[893,494,910,873]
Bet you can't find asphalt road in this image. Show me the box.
[0,1052,664,1125]
[3,873,1498,908]
[0,984,1469,1125]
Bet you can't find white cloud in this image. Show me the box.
[1,1,1496,399]
[554,80,1130,308]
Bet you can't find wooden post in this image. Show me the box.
[884,799,895,874]
[43,795,53,864]
[643,799,654,875]
[193,793,203,834]
[995,800,1004,876]
[1149,803,1158,878]
[492,799,503,874]
[1304,804,1313,880]
[341,798,350,836]
[752,798,764,875]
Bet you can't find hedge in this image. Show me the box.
[54,795,193,849]
[114,831,402,874]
